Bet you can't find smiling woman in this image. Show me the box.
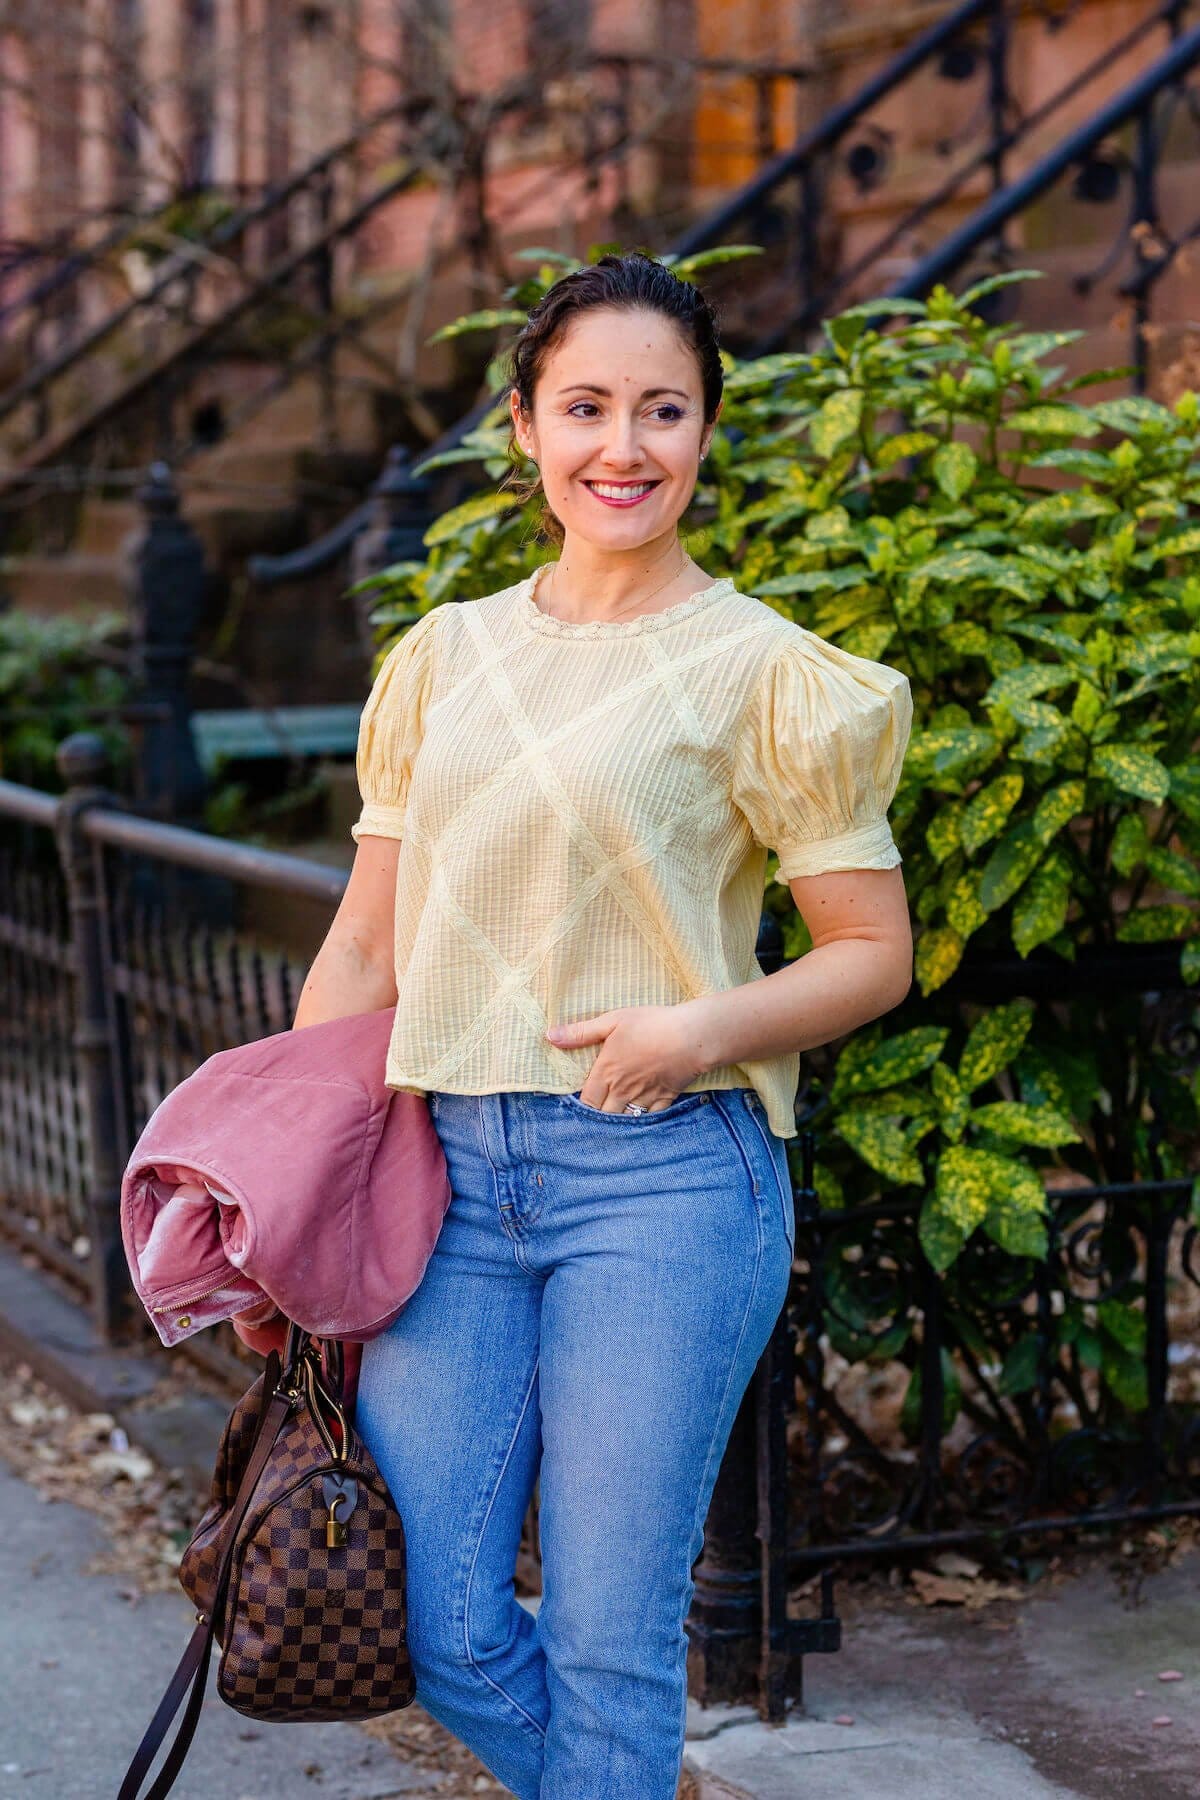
[295,250,913,1800]
[502,254,725,624]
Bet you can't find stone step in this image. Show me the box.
[75,493,305,561]
[3,551,127,617]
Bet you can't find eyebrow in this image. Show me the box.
[556,384,690,400]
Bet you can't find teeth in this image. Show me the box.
[588,482,655,499]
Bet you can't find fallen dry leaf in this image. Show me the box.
[909,1569,1025,1609]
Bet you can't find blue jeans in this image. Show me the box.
[354,1084,795,1800]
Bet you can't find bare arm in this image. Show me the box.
[545,863,914,1108]
[292,835,401,1029]
[682,864,913,1072]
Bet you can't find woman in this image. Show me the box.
[293,251,913,1799]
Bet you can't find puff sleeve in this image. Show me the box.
[350,606,444,843]
[731,630,912,879]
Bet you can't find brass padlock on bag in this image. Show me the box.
[322,1472,358,1548]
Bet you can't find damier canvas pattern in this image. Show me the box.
[178,1356,415,1721]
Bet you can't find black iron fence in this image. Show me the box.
[1,738,1198,1718]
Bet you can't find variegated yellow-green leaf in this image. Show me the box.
[1072,680,1101,730]
[1090,395,1174,434]
[983,1205,1048,1259]
[907,727,998,779]
[833,1026,949,1098]
[946,1143,1047,1216]
[1146,526,1200,562]
[1090,744,1171,804]
[1021,490,1115,530]
[1110,813,1149,875]
[427,308,529,343]
[1145,847,1200,899]
[986,665,1066,706]
[969,1101,1081,1146]
[1169,761,1200,823]
[1032,780,1085,846]
[931,1060,970,1141]
[958,999,1035,1092]
[918,1195,968,1271]
[723,353,818,392]
[945,870,986,937]
[1115,905,1197,943]
[813,1159,846,1210]
[999,694,1069,733]
[835,1111,925,1184]
[916,925,964,995]
[961,773,1024,854]
[840,620,897,660]
[806,506,855,544]
[423,490,522,546]
[915,550,1037,597]
[932,442,977,501]
[845,1086,935,1120]
[1012,853,1071,957]
[941,620,991,657]
[1181,940,1200,984]
[876,431,939,468]
[1005,404,1100,437]
[978,818,1044,913]
[926,805,962,863]
[757,567,870,594]
[810,388,863,458]
[934,1145,996,1231]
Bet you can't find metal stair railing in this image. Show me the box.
[251,0,1191,590]
[883,20,1200,389]
[696,0,1194,353]
[0,96,430,452]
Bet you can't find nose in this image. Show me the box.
[598,413,645,469]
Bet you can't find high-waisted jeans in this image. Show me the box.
[354,1083,796,1800]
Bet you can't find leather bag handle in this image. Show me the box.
[116,1349,293,1800]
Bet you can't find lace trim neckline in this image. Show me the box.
[516,561,737,638]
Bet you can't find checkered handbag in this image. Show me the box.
[117,1323,415,1800]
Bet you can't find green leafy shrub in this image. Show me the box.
[0,609,134,790]
[357,255,1200,1325]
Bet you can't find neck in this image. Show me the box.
[544,534,692,622]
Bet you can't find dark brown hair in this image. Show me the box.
[501,250,724,547]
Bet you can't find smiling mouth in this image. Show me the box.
[583,479,662,504]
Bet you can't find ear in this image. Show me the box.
[703,400,724,455]
[511,392,532,457]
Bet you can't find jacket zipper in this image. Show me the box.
[153,1273,243,1313]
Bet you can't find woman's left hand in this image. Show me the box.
[545,1004,711,1113]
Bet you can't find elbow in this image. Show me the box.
[870,937,913,1017]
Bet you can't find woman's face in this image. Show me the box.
[510,305,719,552]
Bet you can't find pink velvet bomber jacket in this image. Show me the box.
[120,1007,450,1351]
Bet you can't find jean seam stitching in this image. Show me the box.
[461,1352,548,1742]
[741,1099,795,1251]
[677,1114,766,1758]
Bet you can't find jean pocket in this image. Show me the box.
[740,1093,796,1256]
[560,1088,711,1122]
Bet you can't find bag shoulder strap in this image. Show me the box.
[117,1370,294,1800]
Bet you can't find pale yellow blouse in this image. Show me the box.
[352,564,913,1139]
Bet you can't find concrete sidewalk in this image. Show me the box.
[2,1242,1196,1800]
[681,1552,1199,1799]
[0,1457,448,1800]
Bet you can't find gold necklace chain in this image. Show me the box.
[543,544,689,624]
